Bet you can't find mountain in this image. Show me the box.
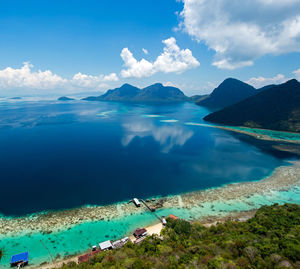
[189,94,209,103]
[58,96,75,101]
[83,83,187,103]
[100,83,140,101]
[257,84,276,91]
[83,84,140,101]
[196,78,257,109]
[137,83,187,102]
[204,79,300,132]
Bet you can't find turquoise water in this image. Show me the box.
[0,185,299,268]
[185,122,300,141]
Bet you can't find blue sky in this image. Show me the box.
[0,0,300,97]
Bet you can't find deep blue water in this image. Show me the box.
[0,100,289,216]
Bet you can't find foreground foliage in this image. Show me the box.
[58,203,300,269]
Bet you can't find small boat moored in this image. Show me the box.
[133,198,140,207]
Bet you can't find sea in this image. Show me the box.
[0,99,299,267]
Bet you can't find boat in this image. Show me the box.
[133,198,140,207]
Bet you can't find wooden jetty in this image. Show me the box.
[129,197,166,225]
[140,199,164,223]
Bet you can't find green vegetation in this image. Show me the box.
[0,248,4,262]
[83,83,188,103]
[57,203,300,268]
[204,79,300,133]
[197,78,257,109]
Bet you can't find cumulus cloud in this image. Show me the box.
[246,74,287,88]
[163,81,178,87]
[0,62,118,93]
[179,0,300,69]
[293,68,300,80]
[121,48,155,78]
[71,72,118,88]
[0,62,67,89]
[120,37,200,78]
[142,48,148,55]
[163,81,215,96]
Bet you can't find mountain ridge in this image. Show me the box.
[204,79,300,133]
[196,78,258,110]
[83,83,188,103]
[58,96,75,101]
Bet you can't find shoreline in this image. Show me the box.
[185,122,300,145]
[0,161,300,237]
[217,126,300,145]
[0,161,299,268]
[31,209,258,269]
[29,222,165,269]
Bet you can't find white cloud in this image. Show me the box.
[103,73,119,82]
[293,68,300,80]
[121,48,155,78]
[0,62,119,94]
[71,72,118,88]
[120,37,200,78]
[142,48,148,55]
[246,74,287,88]
[0,62,67,89]
[155,37,200,73]
[164,81,216,96]
[179,0,300,69]
[163,81,178,87]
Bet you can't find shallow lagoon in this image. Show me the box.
[0,184,299,268]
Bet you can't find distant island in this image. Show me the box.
[58,96,75,101]
[82,83,188,103]
[204,79,300,133]
[77,77,300,133]
[196,78,258,110]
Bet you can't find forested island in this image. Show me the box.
[204,79,300,133]
[83,83,188,103]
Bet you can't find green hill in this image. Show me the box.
[83,83,188,103]
[204,79,300,133]
[197,78,258,110]
[56,203,300,269]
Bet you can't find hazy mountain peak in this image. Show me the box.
[120,83,136,88]
[83,82,187,103]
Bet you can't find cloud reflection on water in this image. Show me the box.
[122,120,193,153]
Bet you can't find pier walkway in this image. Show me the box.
[140,199,163,223]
